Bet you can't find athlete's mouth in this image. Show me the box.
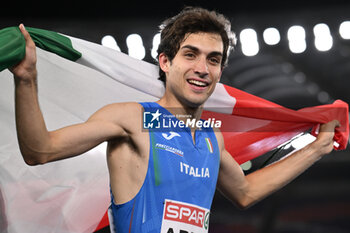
[187,79,209,87]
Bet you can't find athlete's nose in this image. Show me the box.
[193,56,209,78]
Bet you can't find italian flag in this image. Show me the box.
[205,137,213,153]
[0,26,348,233]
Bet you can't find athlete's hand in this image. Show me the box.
[9,24,37,81]
[313,120,340,155]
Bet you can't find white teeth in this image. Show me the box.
[188,79,207,87]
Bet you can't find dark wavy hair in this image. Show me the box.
[156,7,237,85]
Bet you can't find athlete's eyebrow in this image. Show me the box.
[180,45,223,58]
[181,45,200,52]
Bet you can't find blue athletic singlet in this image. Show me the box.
[109,102,220,233]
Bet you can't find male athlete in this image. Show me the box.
[10,7,339,233]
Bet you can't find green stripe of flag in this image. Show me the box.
[0,27,25,71]
[0,26,82,72]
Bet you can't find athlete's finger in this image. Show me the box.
[319,120,340,133]
[18,24,35,47]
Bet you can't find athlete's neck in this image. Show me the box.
[156,96,203,125]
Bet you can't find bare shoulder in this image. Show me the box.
[215,131,245,187]
[92,102,142,116]
[89,102,144,134]
[214,130,225,153]
[214,130,240,168]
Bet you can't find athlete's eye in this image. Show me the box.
[185,53,195,58]
[209,57,221,65]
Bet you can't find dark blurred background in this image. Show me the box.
[2,0,349,232]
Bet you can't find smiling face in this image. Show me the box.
[159,32,224,108]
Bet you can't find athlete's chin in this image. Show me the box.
[183,95,209,108]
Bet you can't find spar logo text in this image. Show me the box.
[164,200,210,230]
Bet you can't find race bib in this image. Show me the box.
[160,199,210,233]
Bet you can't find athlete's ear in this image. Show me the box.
[158,53,170,73]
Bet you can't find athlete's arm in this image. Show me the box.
[10,25,132,165]
[216,120,339,209]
